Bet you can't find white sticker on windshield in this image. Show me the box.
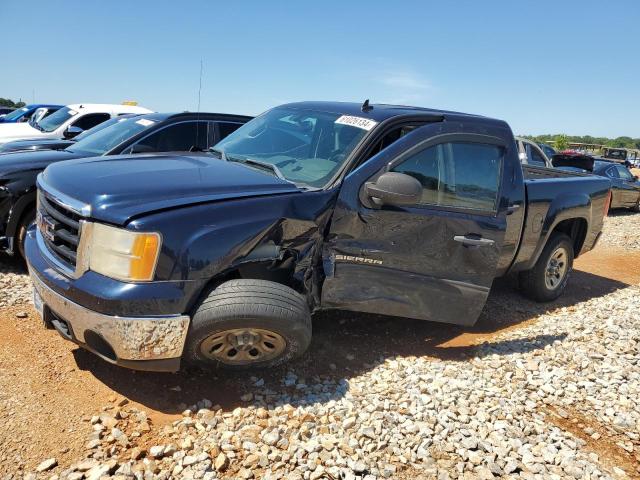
[136,119,155,127]
[335,115,378,131]
[68,110,78,116]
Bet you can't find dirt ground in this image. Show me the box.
[0,244,639,474]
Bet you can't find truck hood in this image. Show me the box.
[0,123,45,143]
[39,153,302,225]
[0,149,84,177]
[0,138,75,154]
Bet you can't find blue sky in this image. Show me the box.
[1,0,639,137]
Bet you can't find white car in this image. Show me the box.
[0,103,152,145]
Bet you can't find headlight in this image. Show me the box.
[87,223,161,282]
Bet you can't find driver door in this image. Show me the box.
[321,122,521,326]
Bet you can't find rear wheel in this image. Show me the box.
[631,198,640,213]
[185,279,312,369]
[519,233,574,302]
[17,209,36,260]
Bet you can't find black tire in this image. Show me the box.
[185,279,312,369]
[519,233,574,302]
[631,198,640,213]
[16,209,36,260]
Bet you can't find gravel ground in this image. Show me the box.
[1,215,639,480]
[600,211,640,251]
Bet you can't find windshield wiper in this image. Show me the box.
[227,155,287,181]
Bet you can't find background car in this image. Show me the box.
[516,137,553,167]
[0,103,152,145]
[593,160,640,211]
[0,114,139,154]
[0,104,62,123]
[0,107,15,116]
[0,111,251,257]
[537,142,557,159]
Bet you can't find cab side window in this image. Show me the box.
[616,165,634,180]
[133,121,209,152]
[391,142,503,212]
[72,113,111,130]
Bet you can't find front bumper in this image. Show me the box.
[27,230,190,372]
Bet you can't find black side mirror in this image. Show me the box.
[364,172,422,207]
[63,126,83,139]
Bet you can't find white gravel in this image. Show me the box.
[3,214,640,479]
[599,211,640,251]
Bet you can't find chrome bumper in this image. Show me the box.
[30,269,190,366]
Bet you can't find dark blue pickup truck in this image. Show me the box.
[26,101,611,372]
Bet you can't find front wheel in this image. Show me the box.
[185,279,312,369]
[519,233,574,302]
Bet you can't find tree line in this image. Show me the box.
[0,98,26,109]
[522,133,640,151]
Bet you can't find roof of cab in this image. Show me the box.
[280,101,504,126]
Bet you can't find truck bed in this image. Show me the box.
[522,164,592,180]
[508,165,611,273]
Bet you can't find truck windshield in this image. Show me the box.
[68,116,156,155]
[212,107,370,188]
[38,107,78,132]
[2,107,29,121]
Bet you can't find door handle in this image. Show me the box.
[507,204,521,215]
[453,235,495,247]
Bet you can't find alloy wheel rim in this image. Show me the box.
[200,328,286,365]
[545,247,568,290]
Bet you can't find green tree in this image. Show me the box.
[554,134,570,151]
[0,98,26,108]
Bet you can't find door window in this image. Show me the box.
[132,121,208,152]
[72,113,111,130]
[391,142,503,212]
[606,166,620,178]
[616,165,634,180]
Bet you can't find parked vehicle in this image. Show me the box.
[0,104,62,124]
[26,101,611,372]
[0,107,15,116]
[602,147,627,162]
[1,112,250,258]
[593,160,640,211]
[537,142,557,160]
[516,137,553,167]
[0,115,139,154]
[0,103,152,145]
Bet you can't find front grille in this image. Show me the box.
[38,191,83,269]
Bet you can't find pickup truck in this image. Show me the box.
[26,101,611,372]
[1,112,250,258]
[0,103,152,145]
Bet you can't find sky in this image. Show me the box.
[1,0,639,138]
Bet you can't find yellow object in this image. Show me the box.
[130,233,161,281]
[122,101,138,106]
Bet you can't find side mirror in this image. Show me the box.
[364,172,422,207]
[18,116,30,123]
[63,126,83,139]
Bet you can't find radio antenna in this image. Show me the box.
[194,59,203,151]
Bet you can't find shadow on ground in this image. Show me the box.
[73,267,629,415]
